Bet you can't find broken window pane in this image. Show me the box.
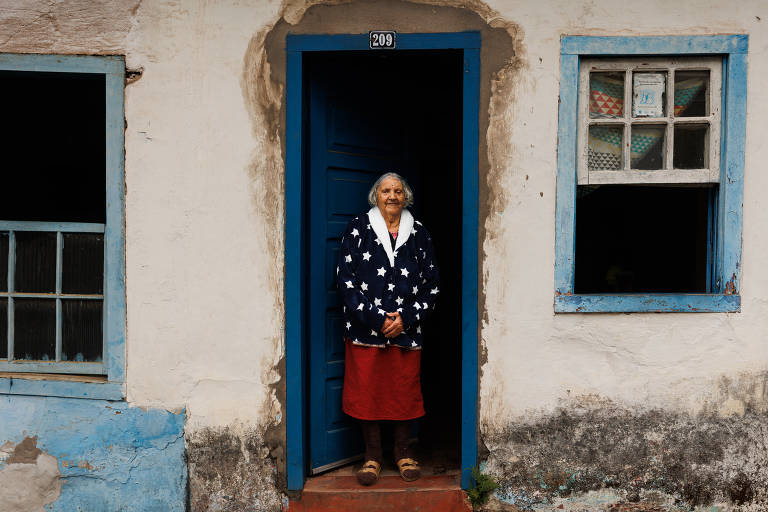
[674,125,708,169]
[675,71,708,117]
[14,299,55,361]
[631,125,665,169]
[14,232,56,293]
[588,125,623,170]
[62,234,104,294]
[632,72,666,117]
[62,300,102,362]
[0,299,6,359]
[575,185,710,293]
[0,233,7,292]
[590,72,624,118]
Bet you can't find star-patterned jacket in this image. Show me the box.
[337,207,440,350]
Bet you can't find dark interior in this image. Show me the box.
[0,70,105,223]
[402,51,462,470]
[0,71,105,362]
[308,50,463,470]
[575,185,712,293]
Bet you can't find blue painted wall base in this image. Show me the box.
[0,395,186,511]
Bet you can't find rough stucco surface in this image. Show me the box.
[0,396,186,511]
[0,0,140,53]
[477,0,768,418]
[187,426,284,512]
[1,0,768,510]
[0,437,61,512]
[483,391,768,511]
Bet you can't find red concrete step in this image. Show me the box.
[288,472,472,512]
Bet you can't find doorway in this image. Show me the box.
[305,49,462,475]
[285,32,480,490]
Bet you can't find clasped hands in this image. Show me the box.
[381,311,404,338]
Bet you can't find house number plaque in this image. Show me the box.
[369,31,396,49]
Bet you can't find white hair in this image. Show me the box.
[367,172,414,208]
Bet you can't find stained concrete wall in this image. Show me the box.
[0,0,767,510]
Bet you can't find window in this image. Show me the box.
[579,57,721,185]
[0,54,125,398]
[555,36,747,313]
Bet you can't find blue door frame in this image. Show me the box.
[285,31,480,490]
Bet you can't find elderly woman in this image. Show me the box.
[336,172,440,486]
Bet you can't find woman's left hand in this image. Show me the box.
[382,312,404,338]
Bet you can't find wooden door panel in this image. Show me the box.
[308,57,405,473]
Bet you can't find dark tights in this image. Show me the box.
[360,420,412,463]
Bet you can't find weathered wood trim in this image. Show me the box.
[0,54,126,393]
[555,35,747,313]
[555,293,740,313]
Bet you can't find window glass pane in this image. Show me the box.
[674,125,708,169]
[15,232,56,293]
[631,125,665,170]
[0,233,7,292]
[63,234,104,294]
[14,299,55,361]
[0,299,6,359]
[588,126,623,170]
[675,70,709,117]
[590,72,624,119]
[0,71,105,223]
[62,300,102,362]
[575,185,710,293]
[632,72,666,117]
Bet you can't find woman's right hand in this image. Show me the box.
[381,312,404,338]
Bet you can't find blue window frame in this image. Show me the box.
[554,36,747,313]
[0,54,125,399]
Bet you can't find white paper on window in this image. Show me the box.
[633,73,665,117]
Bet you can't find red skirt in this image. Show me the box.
[342,338,425,421]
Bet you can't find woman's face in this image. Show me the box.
[376,177,405,218]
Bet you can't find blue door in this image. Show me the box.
[306,54,408,473]
[287,33,480,490]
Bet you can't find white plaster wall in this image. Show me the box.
[2,0,767,434]
[0,0,285,431]
[479,0,768,423]
[121,0,284,431]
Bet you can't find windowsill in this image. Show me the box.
[554,293,740,313]
[0,373,123,400]
[0,372,107,382]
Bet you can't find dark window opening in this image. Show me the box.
[0,299,6,359]
[14,298,56,361]
[0,71,105,223]
[575,185,712,293]
[0,69,108,367]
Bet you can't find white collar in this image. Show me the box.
[367,207,414,267]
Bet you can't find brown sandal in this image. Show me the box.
[396,457,421,482]
[356,460,381,486]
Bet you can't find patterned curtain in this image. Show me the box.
[588,74,705,170]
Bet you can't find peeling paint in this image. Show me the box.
[5,436,41,464]
[0,438,62,512]
[0,396,186,511]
